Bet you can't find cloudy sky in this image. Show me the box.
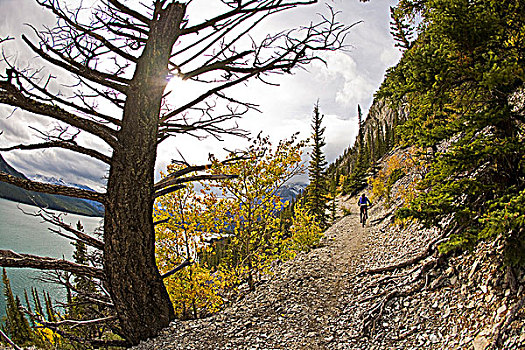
[0,0,401,190]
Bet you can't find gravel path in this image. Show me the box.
[133,210,369,350]
[133,196,525,350]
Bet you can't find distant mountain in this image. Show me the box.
[0,155,104,217]
[30,174,106,214]
[276,183,306,203]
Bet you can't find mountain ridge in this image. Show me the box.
[0,154,104,217]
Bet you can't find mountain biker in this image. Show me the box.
[358,193,372,224]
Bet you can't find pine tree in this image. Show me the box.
[307,102,329,229]
[357,104,364,147]
[31,288,44,318]
[2,269,34,346]
[342,105,370,195]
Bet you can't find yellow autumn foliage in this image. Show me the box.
[154,135,322,319]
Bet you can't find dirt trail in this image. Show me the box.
[133,194,525,350]
[133,211,369,350]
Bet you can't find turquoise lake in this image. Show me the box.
[0,197,102,320]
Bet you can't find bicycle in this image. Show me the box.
[360,205,368,227]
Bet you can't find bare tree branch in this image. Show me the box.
[0,36,14,44]
[21,33,130,93]
[0,250,104,279]
[155,155,247,189]
[0,172,106,204]
[5,63,122,126]
[161,70,259,122]
[181,0,317,35]
[161,260,192,279]
[40,315,117,328]
[0,330,22,350]
[106,0,151,25]
[28,209,105,250]
[37,0,139,63]
[0,81,118,148]
[0,141,111,164]
[153,185,185,199]
[154,217,170,226]
[155,174,237,192]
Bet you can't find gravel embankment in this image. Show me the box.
[133,195,525,350]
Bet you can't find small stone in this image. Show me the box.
[450,276,458,285]
[497,304,507,315]
[468,259,480,280]
[480,285,488,293]
[429,334,439,343]
[473,335,489,350]
[463,336,473,344]
[519,332,525,343]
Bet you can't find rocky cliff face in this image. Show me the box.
[362,97,408,139]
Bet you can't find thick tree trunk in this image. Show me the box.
[103,3,185,344]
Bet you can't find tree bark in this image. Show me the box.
[103,3,185,344]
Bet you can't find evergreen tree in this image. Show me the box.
[342,105,371,195]
[31,288,44,318]
[67,220,106,342]
[389,5,414,50]
[357,104,364,147]
[2,269,34,346]
[307,102,329,229]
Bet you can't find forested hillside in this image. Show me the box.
[330,0,524,268]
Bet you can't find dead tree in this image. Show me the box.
[0,0,353,345]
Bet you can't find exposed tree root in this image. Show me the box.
[361,279,426,336]
[358,235,445,277]
[488,294,525,350]
[358,251,445,337]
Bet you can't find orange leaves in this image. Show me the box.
[368,147,426,205]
